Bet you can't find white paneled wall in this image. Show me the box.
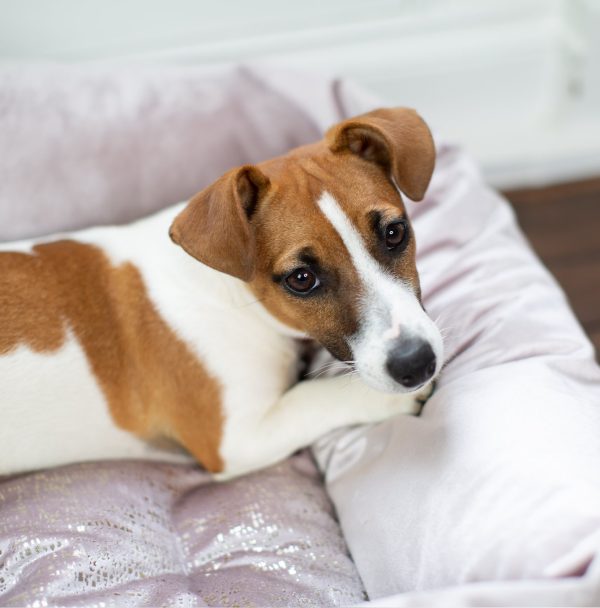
[1,0,599,188]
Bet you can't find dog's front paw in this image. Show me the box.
[407,380,436,416]
[357,380,436,422]
[418,379,436,403]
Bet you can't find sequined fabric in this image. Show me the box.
[0,452,365,607]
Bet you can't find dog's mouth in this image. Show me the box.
[348,314,444,393]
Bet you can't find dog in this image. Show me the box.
[0,107,443,478]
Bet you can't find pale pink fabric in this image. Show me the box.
[259,76,600,604]
[314,142,600,605]
[0,64,321,241]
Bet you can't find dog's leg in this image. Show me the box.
[218,375,433,479]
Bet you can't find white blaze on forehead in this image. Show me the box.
[317,190,413,301]
[317,189,416,336]
[316,190,443,392]
[317,191,387,289]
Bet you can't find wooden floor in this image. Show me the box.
[503,177,600,360]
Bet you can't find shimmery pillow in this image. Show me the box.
[0,454,365,606]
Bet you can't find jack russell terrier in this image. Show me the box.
[0,107,443,478]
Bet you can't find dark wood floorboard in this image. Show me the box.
[550,258,600,326]
[503,177,600,359]
[590,326,600,356]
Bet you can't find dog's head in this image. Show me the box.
[170,107,443,393]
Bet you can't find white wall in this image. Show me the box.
[1,0,599,189]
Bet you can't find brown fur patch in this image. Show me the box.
[0,241,224,472]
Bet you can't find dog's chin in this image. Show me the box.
[356,364,434,394]
[360,373,419,394]
[322,343,435,394]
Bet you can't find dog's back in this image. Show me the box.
[0,210,223,473]
[0,204,303,476]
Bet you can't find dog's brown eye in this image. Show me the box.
[385,221,407,250]
[285,268,319,295]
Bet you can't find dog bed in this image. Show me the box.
[1,64,599,607]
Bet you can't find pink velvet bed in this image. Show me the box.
[1,64,600,607]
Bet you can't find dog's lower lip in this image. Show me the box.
[395,376,430,392]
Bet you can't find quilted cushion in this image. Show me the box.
[0,454,365,606]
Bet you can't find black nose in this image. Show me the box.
[386,338,436,388]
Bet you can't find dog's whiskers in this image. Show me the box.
[307,359,356,379]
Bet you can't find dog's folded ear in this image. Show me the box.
[169,165,270,281]
[326,107,435,201]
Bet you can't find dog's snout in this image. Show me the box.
[386,338,436,389]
